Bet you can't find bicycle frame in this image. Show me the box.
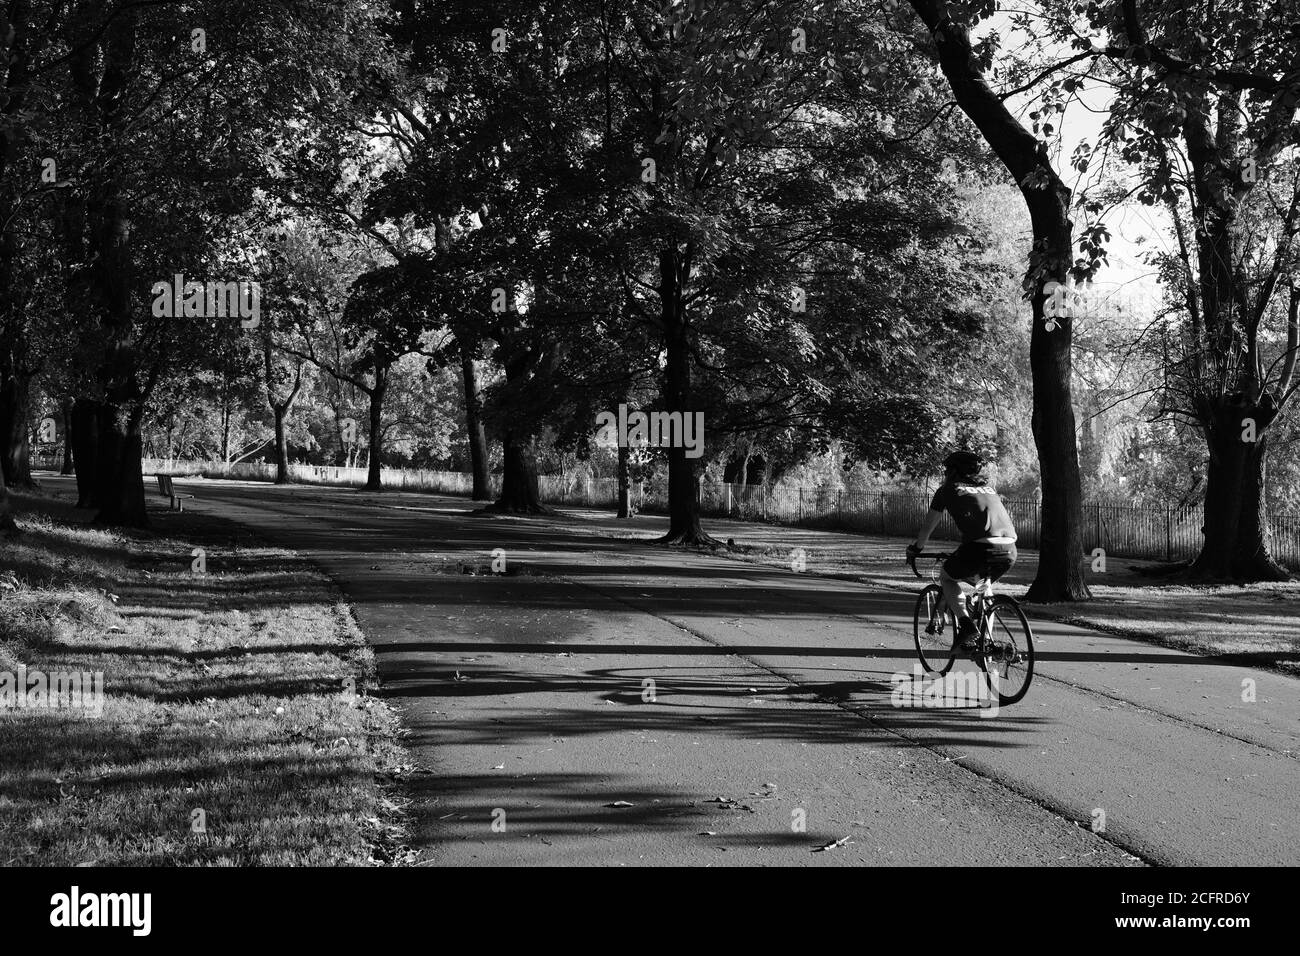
[965,581,996,635]
[908,553,996,636]
[907,550,1035,705]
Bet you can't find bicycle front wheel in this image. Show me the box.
[913,584,955,675]
[976,595,1034,705]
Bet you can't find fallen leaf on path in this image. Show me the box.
[605,800,634,808]
[813,836,852,852]
[705,796,756,813]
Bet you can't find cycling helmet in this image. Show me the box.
[943,450,984,482]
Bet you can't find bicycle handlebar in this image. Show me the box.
[906,552,950,579]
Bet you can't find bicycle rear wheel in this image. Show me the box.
[913,585,955,675]
[976,595,1034,705]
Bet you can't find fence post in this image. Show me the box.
[798,486,803,522]
[586,476,592,503]
[1095,502,1102,550]
[726,483,733,515]
[837,489,842,523]
[879,493,886,534]
[1165,507,1172,561]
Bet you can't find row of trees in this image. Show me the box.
[3,1,1299,595]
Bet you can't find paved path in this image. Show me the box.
[120,477,1300,865]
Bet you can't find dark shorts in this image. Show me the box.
[944,542,1017,583]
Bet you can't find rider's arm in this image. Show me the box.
[910,508,943,553]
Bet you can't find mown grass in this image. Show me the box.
[0,492,416,866]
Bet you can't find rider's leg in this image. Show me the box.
[941,545,983,647]
[939,566,968,623]
[942,568,981,643]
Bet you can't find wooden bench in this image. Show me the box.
[155,475,195,512]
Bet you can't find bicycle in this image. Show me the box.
[906,551,1035,706]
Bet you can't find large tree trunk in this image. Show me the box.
[488,340,553,514]
[93,401,149,528]
[264,340,303,486]
[1025,194,1090,602]
[0,475,14,533]
[0,70,28,494]
[220,388,232,463]
[908,0,1088,601]
[0,367,34,488]
[0,1,44,518]
[71,399,99,508]
[1190,401,1288,580]
[61,400,75,475]
[90,341,150,529]
[1234,433,1288,579]
[461,353,491,500]
[659,247,714,546]
[364,371,387,492]
[274,405,291,484]
[616,443,632,518]
[1176,98,1290,582]
[0,161,34,491]
[82,7,149,529]
[495,430,546,512]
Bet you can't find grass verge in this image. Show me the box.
[0,489,417,866]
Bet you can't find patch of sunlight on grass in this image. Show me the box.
[0,497,415,866]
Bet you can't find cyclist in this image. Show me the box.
[906,451,1017,653]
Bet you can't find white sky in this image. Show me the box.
[985,9,1169,307]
